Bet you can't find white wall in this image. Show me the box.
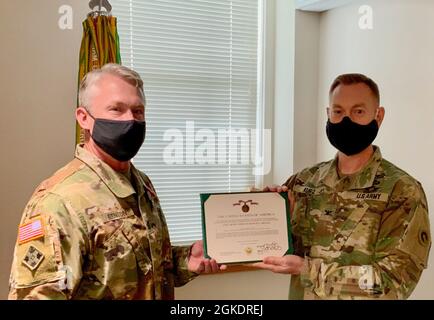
[316,0,434,299]
[271,0,296,185]
[293,11,321,172]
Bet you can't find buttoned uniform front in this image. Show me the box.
[9,144,197,299]
[284,147,431,300]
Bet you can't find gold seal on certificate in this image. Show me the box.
[200,192,293,264]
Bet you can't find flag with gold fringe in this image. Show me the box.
[76,13,121,144]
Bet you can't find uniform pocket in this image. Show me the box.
[291,194,313,252]
[91,219,151,299]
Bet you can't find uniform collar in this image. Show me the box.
[133,168,160,205]
[320,146,383,190]
[75,144,136,198]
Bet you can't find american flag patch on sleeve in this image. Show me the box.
[17,217,44,245]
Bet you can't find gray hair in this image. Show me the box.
[78,63,146,110]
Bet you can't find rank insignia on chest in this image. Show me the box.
[17,217,44,245]
[22,245,45,271]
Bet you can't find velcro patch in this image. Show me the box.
[17,217,44,245]
[22,245,45,271]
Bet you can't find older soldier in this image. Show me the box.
[9,63,224,300]
[255,73,431,299]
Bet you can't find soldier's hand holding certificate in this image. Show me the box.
[200,192,293,264]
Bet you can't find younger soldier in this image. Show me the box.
[255,74,431,299]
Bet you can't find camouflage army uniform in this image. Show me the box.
[284,146,431,300]
[9,145,197,300]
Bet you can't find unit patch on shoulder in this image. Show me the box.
[22,245,45,271]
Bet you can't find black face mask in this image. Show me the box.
[88,113,146,162]
[326,116,379,156]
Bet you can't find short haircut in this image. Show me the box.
[329,73,380,105]
[78,63,146,110]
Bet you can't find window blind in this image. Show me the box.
[111,0,262,245]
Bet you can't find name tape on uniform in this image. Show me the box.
[293,185,389,202]
[339,191,389,202]
[102,211,135,223]
[293,185,327,196]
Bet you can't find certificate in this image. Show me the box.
[200,192,293,264]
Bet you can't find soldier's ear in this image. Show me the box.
[376,107,385,127]
[76,107,93,131]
